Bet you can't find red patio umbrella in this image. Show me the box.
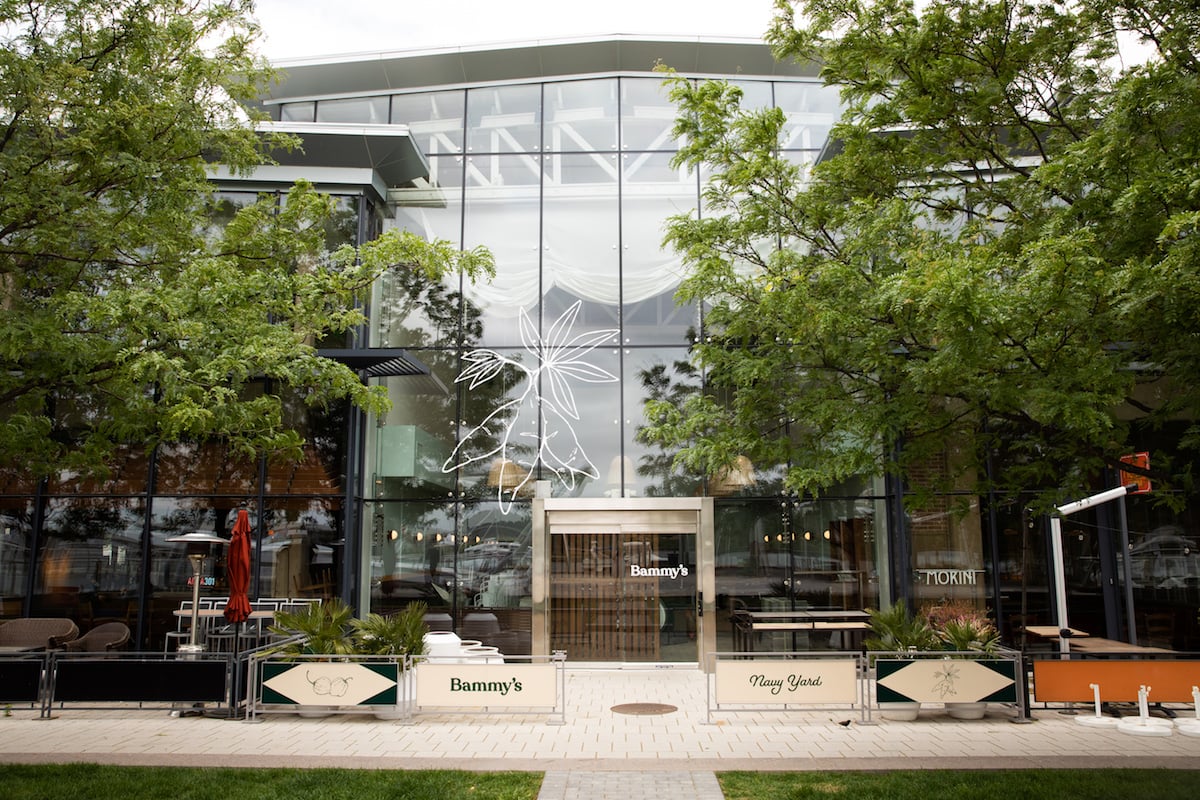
[224,508,253,626]
[222,508,253,717]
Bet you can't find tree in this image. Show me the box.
[0,1,493,477]
[641,0,1200,508]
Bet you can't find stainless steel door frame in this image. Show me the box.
[532,497,715,669]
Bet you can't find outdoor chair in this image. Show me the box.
[0,617,79,650]
[63,621,130,652]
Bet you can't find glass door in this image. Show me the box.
[550,529,698,663]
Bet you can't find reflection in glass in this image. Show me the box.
[543,152,619,330]
[463,158,540,345]
[34,498,145,631]
[621,152,698,344]
[316,96,389,124]
[626,349,703,498]
[0,497,32,616]
[466,84,541,154]
[774,81,841,150]
[262,497,342,600]
[391,90,466,154]
[370,356,463,503]
[620,77,686,152]
[545,78,617,152]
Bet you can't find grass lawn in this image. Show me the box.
[3,765,1199,799]
[718,769,1200,800]
[0,765,544,800]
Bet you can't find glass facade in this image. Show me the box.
[2,40,1196,662]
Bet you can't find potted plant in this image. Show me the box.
[865,604,940,720]
[349,602,429,719]
[267,598,356,658]
[933,608,1000,719]
[262,599,355,716]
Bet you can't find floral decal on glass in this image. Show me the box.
[442,301,618,511]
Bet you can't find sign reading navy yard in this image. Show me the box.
[715,659,858,705]
[416,662,558,708]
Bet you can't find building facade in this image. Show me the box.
[1,37,1197,661]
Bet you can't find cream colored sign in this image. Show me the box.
[876,659,1014,703]
[715,659,858,705]
[416,662,558,708]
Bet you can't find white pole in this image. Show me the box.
[1049,515,1070,657]
[1049,484,1139,657]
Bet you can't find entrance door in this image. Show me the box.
[549,528,698,663]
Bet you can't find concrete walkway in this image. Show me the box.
[2,667,1198,799]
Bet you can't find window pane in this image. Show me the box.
[543,152,619,330]
[380,165,464,349]
[316,96,389,124]
[391,90,466,154]
[466,84,541,154]
[621,152,697,345]
[621,77,683,152]
[370,356,463,501]
[463,155,541,345]
[545,78,617,153]
[279,102,315,122]
[774,81,841,151]
[624,349,703,498]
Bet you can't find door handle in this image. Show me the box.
[696,592,703,618]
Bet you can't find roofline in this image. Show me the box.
[259,35,820,103]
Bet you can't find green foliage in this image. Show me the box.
[349,601,430,660]
[266,598,356,657]
[864,604,941,652]
[645,0,1200,509]
[0,1,493,478]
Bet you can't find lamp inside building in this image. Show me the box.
[487,457,530,493]
[709,455,755,496]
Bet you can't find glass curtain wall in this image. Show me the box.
[1,190,362,649]
[370,74,856,654]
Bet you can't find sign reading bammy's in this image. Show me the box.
[416,662,559,708]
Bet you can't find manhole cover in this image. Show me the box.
[611,703,678,715]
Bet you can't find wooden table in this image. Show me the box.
[1023,625,1090,640]
[732,609,870,652]
[1069,637,1172,654]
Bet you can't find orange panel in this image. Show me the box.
[1033,660,1200,703]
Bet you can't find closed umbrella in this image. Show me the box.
[224,508,253,716]
[225,508,253,625]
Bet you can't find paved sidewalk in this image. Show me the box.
[2,667,1198,799]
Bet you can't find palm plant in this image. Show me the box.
[865,604,941,653]
[266,598,356,657]
[938,615,1000,655]
[350,601,429,661]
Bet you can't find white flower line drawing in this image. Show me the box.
[442,301,619,512]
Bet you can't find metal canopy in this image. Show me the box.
[316,347,431,379]
[257,121,429,187]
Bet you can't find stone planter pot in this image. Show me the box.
[945,702,987,720]
[879,702,921,721]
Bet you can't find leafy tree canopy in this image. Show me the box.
[0,0,493,477]
[644,0,1200,508]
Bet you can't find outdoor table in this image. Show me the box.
[731,609,870,652]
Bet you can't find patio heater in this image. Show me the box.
[167,531,227,656]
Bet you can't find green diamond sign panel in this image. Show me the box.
[876,658,1017,704]
[261,662,399,707]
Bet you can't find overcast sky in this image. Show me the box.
[252,0,780,61]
